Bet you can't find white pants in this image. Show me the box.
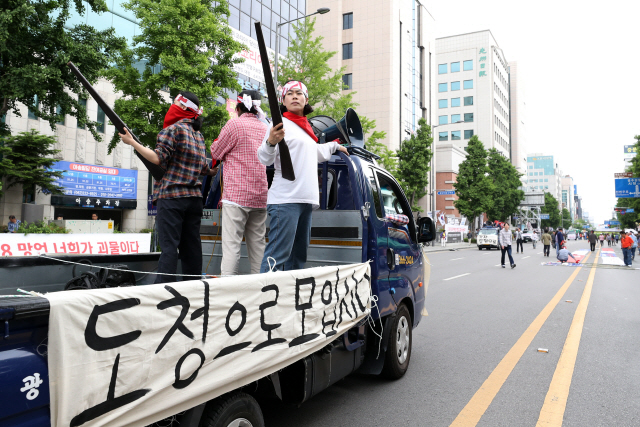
[441,238,446,247]
[221,204,267,275]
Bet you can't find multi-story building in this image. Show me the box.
[526,154,563,208]
[434,30,510,219]
[508,61,527,175]
[0,0,301,229]
[561,175,575,220]
[307,0,437,213]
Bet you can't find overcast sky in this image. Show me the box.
[426,0,640,225]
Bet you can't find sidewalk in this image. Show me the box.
[422,241,476,253]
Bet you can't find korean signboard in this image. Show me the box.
[614,177,640,198]
[624,145,637,158]
[52,161,138,200]
[478,47,487,77]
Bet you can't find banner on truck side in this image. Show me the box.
[1,233,151,257]
[46,263,371,427]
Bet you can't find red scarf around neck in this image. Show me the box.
[283,111,318,142]
[163,104,197,129]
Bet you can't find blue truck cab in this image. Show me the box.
[0,147,436,426]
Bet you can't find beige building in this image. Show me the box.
[508,61,527,175]
[308,0,437,212]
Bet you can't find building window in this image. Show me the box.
[439,131,448,141]
[464,129,474,139]
[438,64,447,74]
[529,173,533,176]
[451,114,461,123]
[78,98,87,129]
[463,60,473,71]
[464,96,473,106]
[438,99,448,108]
[451,81,460,91]
[450,62,460,73]
[28,95,38,120]
[342,74,352,90]
[342,43,353,60]
[438,115,448,125]
[343,12,353,29]
[464,113,474,122]
[451,130,461,140]
[96,105,105,133]
[438,83,448,92]
[463,79,473,89]
[451,97,460,107]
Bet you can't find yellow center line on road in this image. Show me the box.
[536,249,600,426]
[449,251,593,427]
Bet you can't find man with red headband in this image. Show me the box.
[120,91,215,282]
[210,90,269,275]
[257,80,349,272]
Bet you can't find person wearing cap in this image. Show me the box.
[557,244,579,264]
[210,90,269,275]
[257,80,349,272]
[620,231,633,267]
[120,91,216,282]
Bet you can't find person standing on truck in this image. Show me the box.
[499,223,516,269]
[588,230,597,252]
[119,91,216,282]
[541,228,552,257]
[210,90,269,275]
[257,80,348,272]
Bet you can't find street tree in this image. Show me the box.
[396,118,433,211]
[453,136,494,235]
[616,135,640,229]
[0,0,127,137]
[540,192,561,229]
[486,148,524,222]
[561,208,572,230]
[0,131,64,199]
[106,0,243,151]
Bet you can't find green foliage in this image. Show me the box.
[561,208,572,229]
[616,135,640,229]
[17,220,68,234]
[0,130,64,199]
[396,118,433,211]
[540,192,561,229]
[453,136,495,230]
[106,0,243,152]
[629,135,640,177]
[486,149,524,222]
[0,0,127,138]
[572,218,593,230]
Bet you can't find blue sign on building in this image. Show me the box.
[52,161,138,200]
[614,178,640,198]
[605,220,621,226]
[437,190,456,195]
[540,214,550,219]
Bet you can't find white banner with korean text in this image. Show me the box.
[46,263,371,427]
[0,233,151,257]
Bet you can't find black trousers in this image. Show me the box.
[155,197,203,283]
[516,239,524,253]
[544,244,550,256]
[590,242,596,251]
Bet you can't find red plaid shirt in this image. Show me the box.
[153,119,210,201]
[210,113,268,208]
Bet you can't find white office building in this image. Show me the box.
[526,154,564,209]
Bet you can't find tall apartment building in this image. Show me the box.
[508,61,527,174]
[307,0,437,213]
[526,154,563,209]
[434,30,510,219]
[1,0,301,229]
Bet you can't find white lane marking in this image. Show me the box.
[537,252,543,254]
[523,256,530,259]
[444,273,471,281]
[483,252,493,255]
[451,257,464,261]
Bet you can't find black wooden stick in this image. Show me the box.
[67,62,166,181]
[253,22,295,181]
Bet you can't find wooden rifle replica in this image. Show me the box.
[253,22,295,181]
[67,62,166,181]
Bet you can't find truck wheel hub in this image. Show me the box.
[228,418,253,427]
[396,316,410,364]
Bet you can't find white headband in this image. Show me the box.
[281,81,309,102]
[175,94,203,116]
[237,94,266,121]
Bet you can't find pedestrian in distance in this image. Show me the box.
[515,227,524,253]
[6,215,20,233]
[599,233,605,247]
[441,230,447,247]
[555,227,564,257]
[541,228,552,257]
[630,231,638,260]
[620,231,634,267]
[606,234,611,247]
[588,230,597,252]
[532,230,538,250]
[499,223,516,269]
[615,233,620,245]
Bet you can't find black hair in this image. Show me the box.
[9,215,15,220]
[179,91,204,132]
[279,80,313,116]
[236,90,262,115]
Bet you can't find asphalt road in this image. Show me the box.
[259,240,640,426]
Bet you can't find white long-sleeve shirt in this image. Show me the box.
[257,117,340,207]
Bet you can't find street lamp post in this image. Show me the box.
[274,7,330,87]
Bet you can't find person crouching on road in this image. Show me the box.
[120,91,216,282]
[557,244,579,264]
[210,90,269,275]
[499,223,516,269]
[257,80,349,273]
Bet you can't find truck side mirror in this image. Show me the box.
[417,217,435,242]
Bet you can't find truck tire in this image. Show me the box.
[382,304,412,379]
[200,392,264,427]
